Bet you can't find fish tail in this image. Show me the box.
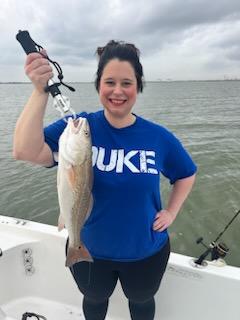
[65,245,94,267]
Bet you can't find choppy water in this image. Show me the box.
[0,81,239,266]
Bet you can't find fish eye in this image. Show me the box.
[84,130,89,136]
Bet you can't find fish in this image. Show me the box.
[57,116,94,267]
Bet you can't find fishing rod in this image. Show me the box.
[16,30,76,120]
[194,209,240,266]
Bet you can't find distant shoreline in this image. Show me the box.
[1,79,240,84]
[0,81,94,84]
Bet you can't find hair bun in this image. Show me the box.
[96,46,105,57]
[96,40,140,59]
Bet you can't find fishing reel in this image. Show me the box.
[193,209,240,267]
[194,237,229,266]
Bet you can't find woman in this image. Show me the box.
[13,40,197,320]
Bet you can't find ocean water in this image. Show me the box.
[0,81,239,266]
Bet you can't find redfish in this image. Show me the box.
[57,117,94,267]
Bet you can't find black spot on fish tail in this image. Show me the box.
[65,246,94,267]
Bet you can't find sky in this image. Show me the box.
[1,0,240,82]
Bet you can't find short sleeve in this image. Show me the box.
[43,112,88,167]
[161,133,197,184]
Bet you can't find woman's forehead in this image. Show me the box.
[101,59,136,79]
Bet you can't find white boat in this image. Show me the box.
[0,214,239,320]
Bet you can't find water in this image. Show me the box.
[0,81,239,267]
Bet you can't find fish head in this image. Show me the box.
[59,117,92,165]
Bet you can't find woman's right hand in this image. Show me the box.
[24,50,54,93]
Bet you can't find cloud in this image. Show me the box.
[1,0,240,81]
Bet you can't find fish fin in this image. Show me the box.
[65,245,94,267]
[58,214,65,231]
[67,165,77,189]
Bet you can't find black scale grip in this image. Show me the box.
[16,30,38,54]
[16,30,62,97]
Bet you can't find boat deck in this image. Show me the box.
[3,297,85,320]
[2,296,125,320]
[1,215,240,320]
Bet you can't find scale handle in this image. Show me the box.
[16,30,38,54]
[16,30,60,96]
[15,29,73,117]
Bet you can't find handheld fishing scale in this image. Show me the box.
[16,30,76,120]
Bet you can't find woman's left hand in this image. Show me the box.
[153,209,176,232]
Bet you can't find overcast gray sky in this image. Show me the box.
[1,0,240,82]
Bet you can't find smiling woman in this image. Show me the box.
[13,39,197,320]
[99,59,138,127]
[95,40,144,93]
[95,40,144,128]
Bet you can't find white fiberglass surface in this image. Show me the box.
[2,297,121,320]
[2,297,84,320]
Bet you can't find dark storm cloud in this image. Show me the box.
[36,0,240,62]
[140,1,240,31]
[1,0,240,80]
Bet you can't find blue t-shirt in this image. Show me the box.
[44,110,197,261]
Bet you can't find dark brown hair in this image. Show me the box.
[95,40,145,93]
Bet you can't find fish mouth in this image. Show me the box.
[68,117,87,133]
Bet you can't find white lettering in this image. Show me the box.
[123,150,140,173]
[116,150,139,173]
[146,151,158,174]
[139,150,147,173]
[92,146,158,175]
[116,149,124,173]
[92,146,98,166]
[96,147,118,171]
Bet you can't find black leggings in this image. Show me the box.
[66,239,170,320]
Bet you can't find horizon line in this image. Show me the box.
[1,79,240,84]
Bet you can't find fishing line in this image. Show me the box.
[195,208,240,266]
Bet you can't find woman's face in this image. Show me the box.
[99,59,138,120]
